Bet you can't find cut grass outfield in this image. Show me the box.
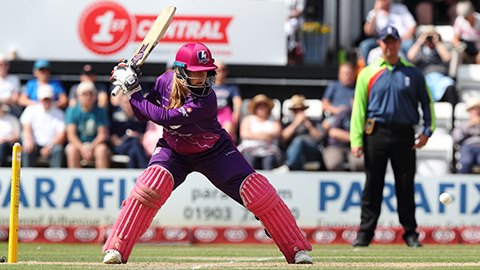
[0,243,479,269]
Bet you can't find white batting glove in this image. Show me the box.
[124,85,142,99]
[109,59,143,97]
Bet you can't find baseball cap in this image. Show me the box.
[33,59,51,70]
[80,64,96,76]
[37,84,55,100]
[378,26,400,41]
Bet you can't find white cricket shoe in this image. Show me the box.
[294,250,313,264]
[103,249,122,264]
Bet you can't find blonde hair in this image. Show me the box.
[167,73,189,109]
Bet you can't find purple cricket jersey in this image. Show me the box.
[128,72,255,204]
[129,71,224,154]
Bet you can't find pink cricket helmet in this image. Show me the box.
[174,42,217,71]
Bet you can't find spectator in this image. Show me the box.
[0,101,21,167]
[69,64,109,109]
[142,121,163,157]
[407,27,457,104]
[282,0,307,64]
[360,0,417,62]
[405,0,458,26]
[453,97,480,173]
[279,94,325,171]
[452,0,480,64]
[20,84,66,167]
[350,26,434,247]
[65,81,110,168]
[213,61,242,143]
[110,93,148,168]
[18,59,68,109]
[322,62,356,132]
[324,98,364,171]
[237,94,284,170]
[0,54,21,116]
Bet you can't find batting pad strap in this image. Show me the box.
[240,173,312,264]
[131,182,163,209]
[103,165,173,263]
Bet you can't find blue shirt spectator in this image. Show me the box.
[324,105,364,172]
[18,59,68,109]
[24,79,65,102]
[322,62,356,131]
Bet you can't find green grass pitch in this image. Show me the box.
[0,243,479,269]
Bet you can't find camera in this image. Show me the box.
[426,36,433,42]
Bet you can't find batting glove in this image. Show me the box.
[109,59,143,98]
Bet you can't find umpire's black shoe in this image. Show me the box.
[405,234,423,247]
[351,238,370,247]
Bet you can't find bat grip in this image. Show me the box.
[111,86,122,97]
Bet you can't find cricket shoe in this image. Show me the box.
[294,250,313,264]
[103,249,122,264]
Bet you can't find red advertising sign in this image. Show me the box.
[78,1,231,55]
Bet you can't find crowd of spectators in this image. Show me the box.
[2,1,480,173]
[347,0,480,174]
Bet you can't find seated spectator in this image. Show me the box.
[237,94,284,170]
[452,1,480,64]
[65,81,110,168]
[142,121,163,157]
[69,64,109,109]
[324,99,364,171]
[404,0,458,26]
[0,101,20,167]
[279,94,325,171]
[452,97,480,173]
[18,59,68,109]
[110,93,148,168]
[360,0,417,62]
[322,62,356,132]
[212,61,242,143]
[407,27,457,104]
[20,84,66,167]
[0,54,21,117]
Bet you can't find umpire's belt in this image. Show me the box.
[376,122,411,130]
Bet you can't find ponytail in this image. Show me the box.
[167,73,188,109]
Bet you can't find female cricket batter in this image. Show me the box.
[102,42,312,264]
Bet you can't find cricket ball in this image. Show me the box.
[439,192,453,205]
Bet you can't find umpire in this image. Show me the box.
[350,26,436,247]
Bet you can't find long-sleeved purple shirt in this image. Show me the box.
[129,71,224,154]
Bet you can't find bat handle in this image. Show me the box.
[111,85,122,97]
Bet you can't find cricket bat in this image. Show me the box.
[111,6,176,97]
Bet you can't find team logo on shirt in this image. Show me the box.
[186,107,192,113]
[178,107,190,117]
[197,50,210,64]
